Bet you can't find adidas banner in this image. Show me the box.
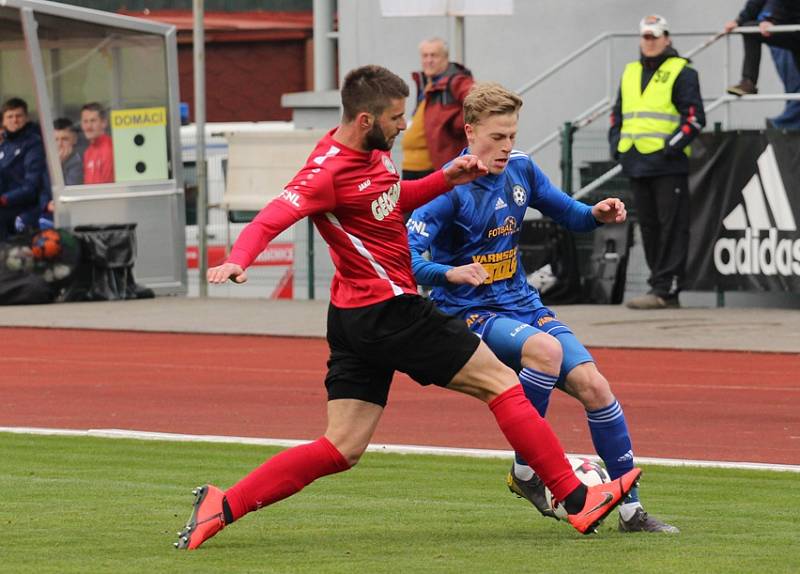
[688,130,800,291]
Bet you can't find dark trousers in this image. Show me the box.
[741,20,800,83]
[0,207,22,241]
[630,174,689,298]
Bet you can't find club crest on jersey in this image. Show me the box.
[382,155,398,175]
[512,185,527,206]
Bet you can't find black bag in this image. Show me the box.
[61,224,154,301]
[518,219,584,304]
[586,221,632,304]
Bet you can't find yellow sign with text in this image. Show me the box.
[111,107,167,129]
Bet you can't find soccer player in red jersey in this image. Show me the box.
[175,65,641,550]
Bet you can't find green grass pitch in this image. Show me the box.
[2,432,798,574]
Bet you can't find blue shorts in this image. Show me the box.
[465,308,593,387]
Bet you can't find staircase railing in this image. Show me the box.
[531,24,800,200]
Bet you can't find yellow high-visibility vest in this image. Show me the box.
[618,57,690,157]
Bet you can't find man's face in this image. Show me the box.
[364,98,407,152]
[640,33,670,57]
[2,107,28,133]
[55,128,77,160]
[81,110,107,142]
[465,113,518,175]
[420,41,449,78]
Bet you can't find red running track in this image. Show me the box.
[2,328,798,465]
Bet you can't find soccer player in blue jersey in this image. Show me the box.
[407,82,677,533]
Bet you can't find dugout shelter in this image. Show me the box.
[0,0,186,294]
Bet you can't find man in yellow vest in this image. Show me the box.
[609,15,705,309]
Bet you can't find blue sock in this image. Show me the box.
[515,368,558,466]
[586,399,639,503]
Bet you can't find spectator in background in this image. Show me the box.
[609,15,705,310]
[767,45,800,128]
[0,98,47,240]
[401,37,474,180]
[81,102,114,184]
[15,118,84,233]
[726,0,800,96]
[54,117,83,186]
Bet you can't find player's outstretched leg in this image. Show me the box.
[175,485,228,550]
[174,436,352,550]
[565,467,642,535]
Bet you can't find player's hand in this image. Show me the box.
[759,20,774,37]
[592,197,627,224]
[443,155,489,187]
[724,20,738,34]
[207,262,248,284]
[445,262,489,286]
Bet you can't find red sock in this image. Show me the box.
[225,436,350,521]
[489,385,580,501]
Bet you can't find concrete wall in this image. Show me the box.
[339,0,789,177]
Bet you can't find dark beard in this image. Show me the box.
[365,122,391,151]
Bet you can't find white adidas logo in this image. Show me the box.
[714,145,800,276]
[495,197,507,210]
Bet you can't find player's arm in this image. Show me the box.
[526,160,611,231]
[408,195,459,287]
[209,168,335,284]
[399,154,487,212]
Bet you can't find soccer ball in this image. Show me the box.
[545,456,610,520]
[31,229,62,260]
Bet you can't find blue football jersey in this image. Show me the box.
[407,150,598,319]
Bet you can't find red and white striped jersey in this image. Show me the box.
[227,128,452,308]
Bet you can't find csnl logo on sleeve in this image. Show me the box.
[406,218,430,237]
[279,188,301,208]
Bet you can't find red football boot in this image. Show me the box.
[175,485,227,550]
[567,468,642,535]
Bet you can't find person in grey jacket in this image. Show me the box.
[15,118,83,232]
[54,117,83,186]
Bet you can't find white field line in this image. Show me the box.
[2,426,799,473]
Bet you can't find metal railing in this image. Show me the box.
[519,30,719,158]
[515,25,800,200]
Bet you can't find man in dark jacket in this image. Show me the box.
[609,15,705,309]
[0,98,48,240]
[401,37,474,180]
[726,0,800,95]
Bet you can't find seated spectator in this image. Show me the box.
[80,102,114,184]
[15,117,84,233]
[0,97,47,240]
[726,0,800,96]
[55,117,83,186]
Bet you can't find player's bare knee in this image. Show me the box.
[521,333,562,376]
[567,364,614,410]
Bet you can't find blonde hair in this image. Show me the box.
[463,83,523,125]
